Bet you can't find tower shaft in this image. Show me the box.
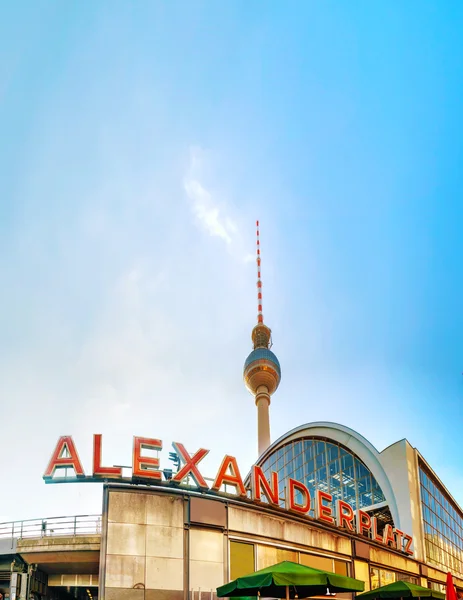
[256,385,271,456]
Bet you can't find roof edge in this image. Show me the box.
[258,421,382,464]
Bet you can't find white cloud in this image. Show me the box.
[184,179,233,244]
[184,147,237,245]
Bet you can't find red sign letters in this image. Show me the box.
[43,434,414,556]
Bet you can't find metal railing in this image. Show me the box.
[0,515,102,540]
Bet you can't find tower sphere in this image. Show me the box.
[243,347,281,396]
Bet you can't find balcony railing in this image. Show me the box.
[0,515,102,540]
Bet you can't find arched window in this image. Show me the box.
[259,437,393,528]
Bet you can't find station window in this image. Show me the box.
[354,560,370,592]
[396,573,419,585]
[370,568,380,590]
[429,581,446,594]
[370,567,418,590]
[334,560,349,576]
[230,541,255,580]
[300,554,332,571]
[300,553,349,576]
[257,545,298,569]
[230,541,353,583]
[370,567,395,589]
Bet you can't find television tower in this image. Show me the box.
[243,221,281,457]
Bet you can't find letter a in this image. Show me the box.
[43,436,85,480]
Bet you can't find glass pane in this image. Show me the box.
[300,554,332,571]
[306,458,315,477]
[318,466,327,485]
[316,441,325,456]
[343,481,357,508]
[327,443,339,463]
[356,459,369,480]
[286,445,294,462]
[371,478,385,504]
[316,450,326,469]
[354,560,370,592]
[256,545,297,570]
[380,569,395,586]
[342,453,355,479]
[334,560,348,576]
[230,541,255,580]
[359,492,373,509]
[277,548,298,563]
[370,568,380,590]
[329,459,339,476]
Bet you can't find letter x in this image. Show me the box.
[171,443,209,489]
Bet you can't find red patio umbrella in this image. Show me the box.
[446,572,457,600]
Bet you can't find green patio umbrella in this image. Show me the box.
[217,560,365,599]
[357,581,445,600]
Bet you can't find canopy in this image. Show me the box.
[357,581,445,600]
[217,560,365,599]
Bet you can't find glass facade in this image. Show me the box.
[259,438,387,517]
[419,465,463,575]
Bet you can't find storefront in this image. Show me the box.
[98,482,456,600]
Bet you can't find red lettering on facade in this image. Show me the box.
[92,434,122,478]
[287,479,311,514]
[316,490,335,524]
[404,534,414,556]
[371,517,384,543]
[335,500,355,532]
[252,466,279,505]
[171,443,209,489]
[394,528,404,551]
[43,436,85,479]
[357,510,372,536]
[132,437,162,480]
[383,523,396,548]
[212,456,246,496]
[44,434,416,558]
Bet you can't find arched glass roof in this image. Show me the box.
[259,436,389,521]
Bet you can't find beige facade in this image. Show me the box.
[101,489,185,599]
[99,485,463,600]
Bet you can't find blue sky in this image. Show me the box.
[1,2,463,520]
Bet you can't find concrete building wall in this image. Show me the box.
[228,505,352,556]
[103,490,185,600]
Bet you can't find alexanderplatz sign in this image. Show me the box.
[44,435,414,557]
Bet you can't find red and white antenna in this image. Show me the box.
[256,220,263,324]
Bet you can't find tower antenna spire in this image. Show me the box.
[256,220,263,325]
